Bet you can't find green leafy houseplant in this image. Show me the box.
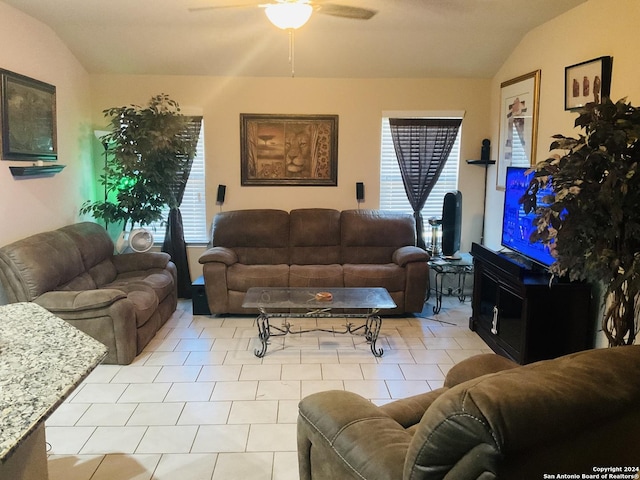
[80,94,197,231]
[525,98,640,346]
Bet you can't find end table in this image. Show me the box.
[428,253,474,313]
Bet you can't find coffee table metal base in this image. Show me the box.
[253,310,383,358]
[243,287,395,358]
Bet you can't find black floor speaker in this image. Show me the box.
[441,190,462,257]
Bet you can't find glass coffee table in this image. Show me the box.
[242,287,396,358]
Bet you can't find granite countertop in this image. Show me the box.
[0,302,107,463]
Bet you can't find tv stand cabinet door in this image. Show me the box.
[471,259,526,362]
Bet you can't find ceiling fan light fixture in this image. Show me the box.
[264,2,313,29]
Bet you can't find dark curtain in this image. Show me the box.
[389,118,462,250]
[162,116,202,298]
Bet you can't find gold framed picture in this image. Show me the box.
[496,70,541,189]
[240,113,338,186]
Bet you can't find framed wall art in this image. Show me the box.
[496,70,540,189]
[240,113,338,186]
[1,69,57,161]
[564,56,612,110]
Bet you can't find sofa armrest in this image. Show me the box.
[443,353,518,388]
[34,289,127,313]
[298,390,411,480]
[198,246,238,266]
[112,251,171,273]
[392,245,430,266]
[379,389,446,428]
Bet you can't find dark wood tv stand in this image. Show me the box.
[469,243,593,364]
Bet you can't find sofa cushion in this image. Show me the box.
[105,283,158,327]
[290,264,344,287]
[343,264,406,292]
[105,271,175,303]
[210,209,290,265]
[290,208,341,265]
[35,288,127,312]
[59,222,115,271]
[227,264,290,291]
[58,272,97,291]
[88,259,118,287]
[0,230,85,300]
[341,210,417,264]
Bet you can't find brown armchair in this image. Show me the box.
[297,346,640,479]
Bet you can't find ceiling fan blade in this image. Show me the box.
[188,3,260,12]
[316,3,377,20]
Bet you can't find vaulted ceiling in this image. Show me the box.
[4,0,586,78]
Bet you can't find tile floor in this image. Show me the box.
[46,294,491,480]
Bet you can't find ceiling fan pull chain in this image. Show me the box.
[289,28,295,77]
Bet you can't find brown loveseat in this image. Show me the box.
[198,208,430,315]
[0,222,177,364]
[298,345,640,479]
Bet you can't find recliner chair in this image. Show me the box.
[297,346,640,479]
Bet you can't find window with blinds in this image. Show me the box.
[379,116,461,243]
[148,120,207,244]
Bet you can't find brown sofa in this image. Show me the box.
[198,208,430,315]
[0,222,177,364]
[298,345,640,479]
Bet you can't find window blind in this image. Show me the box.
[148,119,207,244]
[379,116,461,242]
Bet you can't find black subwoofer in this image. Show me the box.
[441,190,462,257]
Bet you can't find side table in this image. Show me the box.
[428,253,474,313]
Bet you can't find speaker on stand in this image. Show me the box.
[441,190,462,258]
[356,182,364,208]
[216,185,226,210]
[466,139,496,244]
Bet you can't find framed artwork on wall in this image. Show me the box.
[496,70,541,190]
[0,69,57,161]
[240,113,338,186]
[564,56,612,111]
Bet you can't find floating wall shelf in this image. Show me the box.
[466,159,496,165]
[9,164,66,177]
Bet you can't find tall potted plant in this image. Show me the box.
[526,98,640,346]
[81,93,197,232]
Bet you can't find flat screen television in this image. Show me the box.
[501,166,556,268]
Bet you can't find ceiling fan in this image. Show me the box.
[188,0,378,26]
[190,0,376,76]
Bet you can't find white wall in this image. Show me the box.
[0,2,92,247]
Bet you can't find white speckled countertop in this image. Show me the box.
[0,302,107,463]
